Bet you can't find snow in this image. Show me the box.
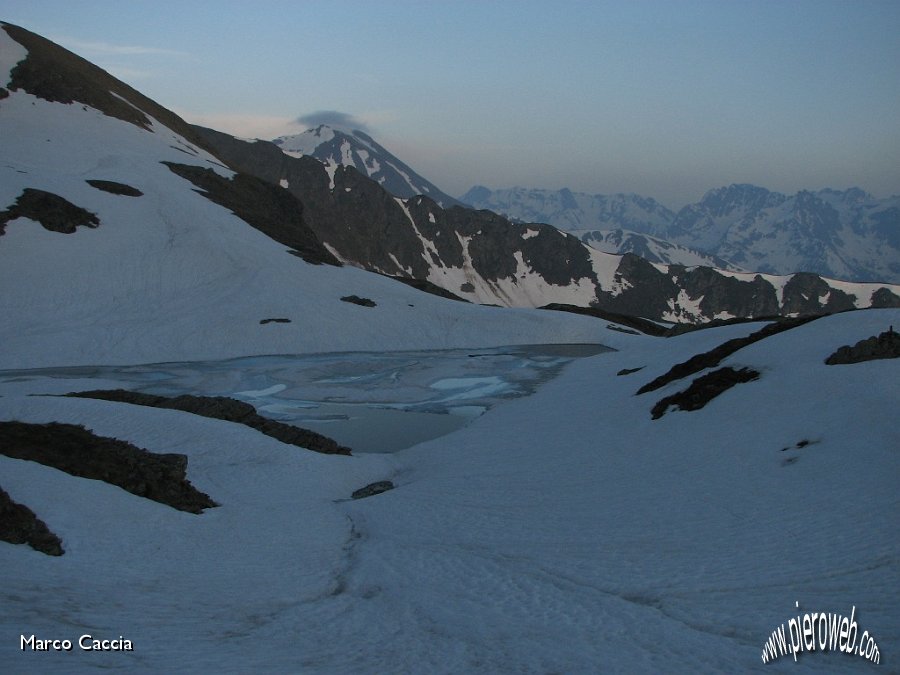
[1,28,29,84]
[322,160,338,189]
[278,178,289,189]
[2,309,897,672]
[662,288,705,323]
[273,125,335,156]
[340,139,354,167]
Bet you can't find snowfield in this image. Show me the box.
[2,310,898,673]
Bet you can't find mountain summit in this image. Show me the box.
[274,125,461,208]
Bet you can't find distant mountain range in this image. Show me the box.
[462,185,900,284]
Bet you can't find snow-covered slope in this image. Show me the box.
[3,308,896,672]
[274,124,462,208]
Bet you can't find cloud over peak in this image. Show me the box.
[295,110,370,133]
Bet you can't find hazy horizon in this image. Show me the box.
[2,0,898,208]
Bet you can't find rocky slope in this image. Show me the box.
[198,126,900,322]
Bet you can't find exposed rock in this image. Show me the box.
[0,421,216,513]
[617,367,644,376]
[341,295,377,307]
[86,179,143,197]
[260,318,291,324]
[0,188,99,236]
[0,485,64,556]
[651,367,760,419]
[637,315,820,395]
[68,389,351,455]
[680,266,779,318]
[0,87,8,100]
[781,273,856,315]
[825,329,900,365]
[351,480,395,500]
[162,162,339,266]
[870,287,900,308]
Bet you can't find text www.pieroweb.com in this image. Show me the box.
[761,604,880,664]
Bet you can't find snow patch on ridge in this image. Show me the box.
[0,28,28,84]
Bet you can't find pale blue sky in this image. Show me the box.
[2,0,899,207]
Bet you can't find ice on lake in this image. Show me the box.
[0,344,610,453]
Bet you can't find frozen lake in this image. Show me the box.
[0,344,611,453]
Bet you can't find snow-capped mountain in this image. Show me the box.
[274,124,462,208]
[461,185,676,234]
[463,183,900,284]
[569,228,739,270]
[668,184,900,283]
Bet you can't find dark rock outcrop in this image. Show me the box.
[0,485,64,556]
[781,273,857,315]
[351,480,395,500]
[260,318,291,324]
[651,367,760,419]
[870,287,900,308]
[86,179,143,197]
[340,295,376,307]
[0,421,216,513]
[0,188,99,236]
[68,390,351,455]
[825,329,900,365]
